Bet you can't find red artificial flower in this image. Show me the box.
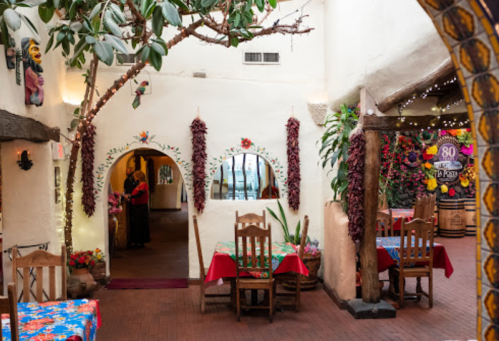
[449,188,455,197]
[69,260,75,266]
[91,260,95,266]
[422,150,433,160]
[241,138,253,149]
[78,257,85,264]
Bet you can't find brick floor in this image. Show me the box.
[95,236,477,341]
[110,206,189,279]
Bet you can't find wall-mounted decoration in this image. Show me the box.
[132,81,149,109]
[139,131,149,144]
[17,150,33,171]
[15,48,21,85]
[22,38,44,106]
[307,102,328,126]
[54,166,61,187]
[346,130,365,243]
[55,188,61,204]
[4,34,16,69]
[191,118,207,213]
[207,139,288,198]
[95,134,192,200]
[286,117,300,210]
[434,135,469,186]
[81,125,96,217]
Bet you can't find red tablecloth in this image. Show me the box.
[377,237,454,278]
[205,242,309,283]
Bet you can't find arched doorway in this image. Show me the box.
[414,1,497,338]
[105,148,189,286]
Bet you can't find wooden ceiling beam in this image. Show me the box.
[361,112,470,131]
[0,109,60,143]
[376,59,456,113]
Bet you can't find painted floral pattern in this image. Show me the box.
[1,299,100,341]
[206,140,288,197]
[215,241,295,278]
[95,133,192,199]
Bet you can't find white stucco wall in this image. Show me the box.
[324,0,451,109]
[0,9,70,291]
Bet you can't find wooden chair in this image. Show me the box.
[274,215,309,311]
[235,210,266,229]
[235,223,274,322]
[12,245,67,303]
[0,283,20,341]
[413,195,428,220]
[193,215,232,313]
[395,218,434,308]
[376,210,394,237]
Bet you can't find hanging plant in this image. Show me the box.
[81,124,96,217]
[191,118,207,213]
[346,130,365,243]
[147,158,155,193]
[319,104,359,212]
[286,117,300,211]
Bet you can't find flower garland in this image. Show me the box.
[346,130,365,243]
[286,117,300,210]
[81,124,96,217]
[191,118,208,213]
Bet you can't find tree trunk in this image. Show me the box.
[360,130,381,303]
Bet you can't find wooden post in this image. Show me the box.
[232,156,236,200]
[243,153,248,200]
[359,130,382,303]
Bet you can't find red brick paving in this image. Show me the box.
[95,236,476,341]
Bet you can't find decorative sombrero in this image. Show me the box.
[401,146,423,168]
[417,131,438,145]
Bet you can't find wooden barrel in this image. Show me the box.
[438,199,465,238]
[460,198,477,236]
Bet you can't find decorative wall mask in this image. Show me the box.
[4,34,16,69]
[22,38,44,106]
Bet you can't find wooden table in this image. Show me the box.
[1,299,101,341]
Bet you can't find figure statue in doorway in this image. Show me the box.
[22,38,44,106]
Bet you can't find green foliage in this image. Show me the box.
[267,200,304,246]
[319,104,359,212]
[457,131,473,147]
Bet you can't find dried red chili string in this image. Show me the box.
[81,124,96,217]
[286,117,300,210]
[190,118,208,213]
[346,130,366,243]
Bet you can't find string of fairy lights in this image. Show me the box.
[396,75,470,132]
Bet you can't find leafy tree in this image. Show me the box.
[0,0,313,255]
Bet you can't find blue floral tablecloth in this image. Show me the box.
[1,299,100,341]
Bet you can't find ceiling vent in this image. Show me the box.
[116,53,137,66]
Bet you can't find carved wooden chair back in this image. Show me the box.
[426,193,437,221]
[413,195,428,220]
[399,218,434,268]
[235,223,272,281]
[376,210,393,237]
[0,283,20,341]
[12,245,67,303]
[235,210,266,229]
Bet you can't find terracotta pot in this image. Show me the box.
[90,261,106,283]
[67,268,97,299]
[283,251,322,291]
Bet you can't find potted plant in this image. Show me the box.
[108,192,123,258]
[267,201,321,290]
[67,250,98,298]
[89,248,106,284]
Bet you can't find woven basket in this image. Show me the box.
[283,251,322,291]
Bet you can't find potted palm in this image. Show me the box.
[267,201,321,290]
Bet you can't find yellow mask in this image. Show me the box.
[28,39,42,65]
